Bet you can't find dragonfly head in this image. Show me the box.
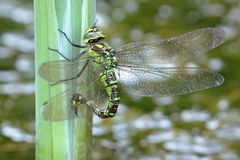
[83,27,106,44]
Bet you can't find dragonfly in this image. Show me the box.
[39,26,226,121]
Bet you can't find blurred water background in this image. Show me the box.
[1,0,240,159]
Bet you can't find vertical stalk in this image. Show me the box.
[35,0,95,160]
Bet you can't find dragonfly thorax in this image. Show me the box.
[89,42,118,69]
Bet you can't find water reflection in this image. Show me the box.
[93,106,240,159]
[0,0,33,24]
[0,1,35,157]
[164,135,224,154]
[0,83,34,95]
[1,122,34,143]
[0,71,20,82]
[2,33,34,52]
[144,131,174,143]
[181,110,210,122]
[0,47,15,58]
[216,111,240,140]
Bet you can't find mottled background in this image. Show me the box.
[0,0,240,159]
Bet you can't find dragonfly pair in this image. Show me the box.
[39,26,226,121]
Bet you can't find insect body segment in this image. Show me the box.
[90,43,117,68]
[99,69,120,118]
[87,41,120,118]
[69,27,120,118]
[70,41,120,118]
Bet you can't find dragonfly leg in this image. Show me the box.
[48,47,71,61]
[50,59,90,86]
[58,29,87,48]
[48,47,87,61]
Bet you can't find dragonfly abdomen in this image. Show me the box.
[70,69,120,118]
[98,69,120,118]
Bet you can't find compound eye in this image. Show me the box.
[85,32,97,39]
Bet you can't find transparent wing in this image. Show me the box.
[115,65,224,97]
[38,57,90,84]
[40,62,108,121]
[41,84,91,121]
[116,28,226,66]
[41,80,108,121]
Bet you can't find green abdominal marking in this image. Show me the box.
[71,69,120,118]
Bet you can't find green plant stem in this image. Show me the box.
[35,0,95,159]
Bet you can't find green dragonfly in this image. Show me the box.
[39,26,226,120]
